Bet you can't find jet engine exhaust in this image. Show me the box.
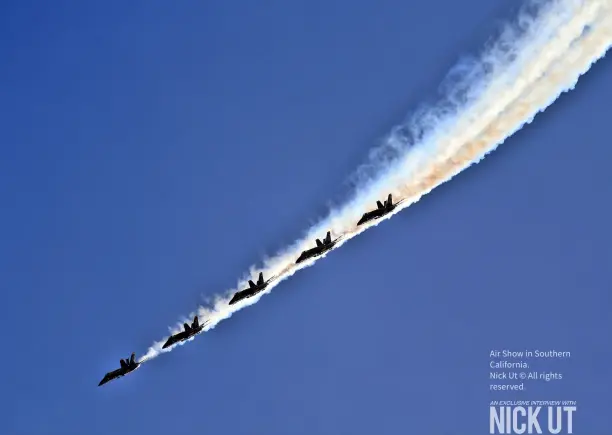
[139,0,612,362]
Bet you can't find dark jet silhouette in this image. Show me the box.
[295,231,342,264]
[357,194,404,226]
[98,353,141,387]
[229,272,275,305]
[162,315,208,349]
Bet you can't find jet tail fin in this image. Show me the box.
[257,272,264,285]
[120,359,127,368]
[192,316,199,328]
[184,322,191,332]
[324,231,331,244]
[376,200,384,209]
[129,353,136,365]
[248,280,256,288]
[387,193,392,207]
[316,239,323,247]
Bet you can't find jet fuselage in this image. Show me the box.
[228,285,267,305]
[162,327,203,349]
[357,205,397,226]
[161,317,206,349]
[295,242,336,264]
[98,361,140,386]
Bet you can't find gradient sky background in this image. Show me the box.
[1,1,611,434]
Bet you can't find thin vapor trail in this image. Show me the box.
[140,0,611,362]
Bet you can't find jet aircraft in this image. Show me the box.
[162,315,208,349]
[98,353,141,386]
[229,272,275,305]
[357,194,404,226]
[295,231,342,264]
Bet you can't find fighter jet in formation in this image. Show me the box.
[98,353,141,386]
[357,194,404,226]
[162,315,208,349]
[295,231,342,264]
[229,272,275,305]
[98,192,409,384]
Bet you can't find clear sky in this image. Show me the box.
[1,1,610,434]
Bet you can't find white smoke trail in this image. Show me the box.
[140,0,612,362]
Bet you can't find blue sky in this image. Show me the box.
[1,1,610,434]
